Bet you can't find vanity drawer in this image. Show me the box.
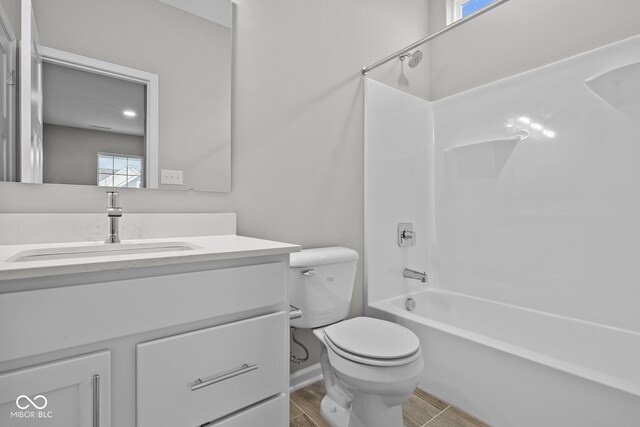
[136,311,287,427]
[210,394,287,427]
[0,261,286,363]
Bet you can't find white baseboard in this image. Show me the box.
[289,363,322,392]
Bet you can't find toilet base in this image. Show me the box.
[320,392,404,427]
[320,395,351,427]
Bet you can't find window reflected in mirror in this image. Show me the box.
[97,153,143,188]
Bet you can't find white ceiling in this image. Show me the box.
[155,0,231,28]
[42,62,146,136]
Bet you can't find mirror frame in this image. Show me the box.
[18,0,41,183]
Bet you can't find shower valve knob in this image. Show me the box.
[398,223,415,247]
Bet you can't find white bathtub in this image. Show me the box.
[368,289,640,427]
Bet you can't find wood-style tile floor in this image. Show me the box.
[290,381,490,427]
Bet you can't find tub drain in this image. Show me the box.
[405,297,416,311]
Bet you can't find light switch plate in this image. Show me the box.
[161,169,183,185]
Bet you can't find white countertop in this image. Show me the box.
[0,235,301,281]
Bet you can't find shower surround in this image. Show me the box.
[364,34,640,426]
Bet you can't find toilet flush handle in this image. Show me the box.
[301,269,315,276]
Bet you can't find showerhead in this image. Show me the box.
[399,50,423,68]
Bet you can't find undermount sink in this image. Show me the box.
[8,241,201,262]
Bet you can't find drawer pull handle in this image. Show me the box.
[191,363,258,391]
[93,374,100,427]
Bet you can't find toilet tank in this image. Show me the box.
[289,247,359,329]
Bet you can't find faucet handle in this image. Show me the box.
[106,191,120,208]
[402,230,414,239]
[105,191,122,243]
[106,192,122,217]
[398,223,415,247]
[107,207,123,218]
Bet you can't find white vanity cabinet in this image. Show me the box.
[0,239,297,427]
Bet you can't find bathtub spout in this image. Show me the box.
[403,268,427,283]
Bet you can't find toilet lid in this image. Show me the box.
[323,317,420,360]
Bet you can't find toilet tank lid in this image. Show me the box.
[290,247,359,268]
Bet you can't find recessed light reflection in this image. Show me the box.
[123,110,136,118]
[507,116,556,139]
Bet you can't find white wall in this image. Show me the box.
[0,0,430,372]
[429,0,640,99]
[0,0,18,35]
[229,0,430,372]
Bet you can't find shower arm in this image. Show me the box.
[361,0,512,75]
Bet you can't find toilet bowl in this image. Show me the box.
[290,248,424,427]
[313,317,424,427]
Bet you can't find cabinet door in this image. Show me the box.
[0,351,110,427]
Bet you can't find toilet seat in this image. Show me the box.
[322,317,421,367]
[324,334,422,367]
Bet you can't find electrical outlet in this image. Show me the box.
[161,169,183,185]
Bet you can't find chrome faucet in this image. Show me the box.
[403,268,427,283]
[105,191,123,244]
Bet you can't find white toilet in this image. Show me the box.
[290,247,424,427]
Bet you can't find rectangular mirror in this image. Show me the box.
[0,0,231,192]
